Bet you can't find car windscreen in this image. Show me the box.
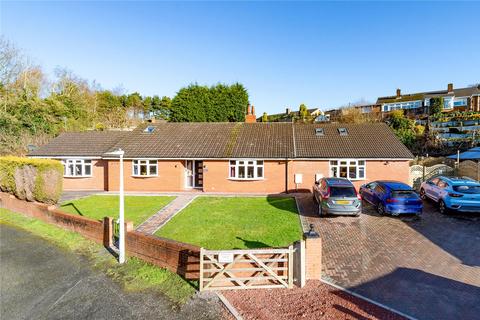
[392,190,417,198]
[453,185,480,194]
[330,186,356,197]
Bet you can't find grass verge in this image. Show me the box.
[156,196,302,249]
[60,195,175,227]
[0,208,196,304]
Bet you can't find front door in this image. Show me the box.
[185,160,203,189]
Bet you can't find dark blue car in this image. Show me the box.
[359,181,423,216]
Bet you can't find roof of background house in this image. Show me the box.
[377,85,480,104]
[28,131,128,157]
[258,108,321,121]
[29,122,413,159]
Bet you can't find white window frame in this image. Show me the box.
[329,159,366,181]
[132,159,158,177]
[62,159,92,177]
[228,160,264,180]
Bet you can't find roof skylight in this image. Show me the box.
[338,128,348,136]
[144,126,155,133]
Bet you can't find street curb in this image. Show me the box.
[320,279,417,320]
[216,292,244,320]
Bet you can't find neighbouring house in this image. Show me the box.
[377,83,480,115]
[259,107,324,123]
[29,115,413,193]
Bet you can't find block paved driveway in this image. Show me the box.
[299,195,480,320]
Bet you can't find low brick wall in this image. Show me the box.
[126,231,200,279]
[0,192,200,280]
[0,192,104,243]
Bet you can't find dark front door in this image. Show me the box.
[194,161,203,188]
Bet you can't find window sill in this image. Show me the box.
[131,175,158,178]
[228,178,265,181]
[64,175,93,178]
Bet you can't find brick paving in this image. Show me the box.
[297,194,480,320]
[136,195,197,234]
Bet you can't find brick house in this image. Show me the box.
[29,121,413,193]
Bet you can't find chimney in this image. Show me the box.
[286,107,291,115]
[396,88,401,98]
[448,83,454,93]
[245,104,257,123]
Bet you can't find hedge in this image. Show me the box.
[0,157,63,204]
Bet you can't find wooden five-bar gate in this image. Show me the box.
[199,246,294,291]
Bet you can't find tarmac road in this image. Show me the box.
[0,224,224,320]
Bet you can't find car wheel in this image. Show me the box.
[420,188,427,200]
[377,203,386,215]
[438,200,449,215]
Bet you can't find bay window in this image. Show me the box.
[329,160,366,180]
[132,159,158,177]
[229,160,264,180]
[62,159,92,177]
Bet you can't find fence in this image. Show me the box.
[410,164,455,190]
[458,160,480,181]
[410,161,480,190]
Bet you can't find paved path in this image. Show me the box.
[0,224,225,320]
[297,194,480,320]
[136,195,197,234]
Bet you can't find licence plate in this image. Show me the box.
[336,200,350,205]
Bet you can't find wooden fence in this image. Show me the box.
[199,246,294,291]
[458,160,480,181]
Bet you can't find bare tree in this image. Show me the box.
[0,37,25,85]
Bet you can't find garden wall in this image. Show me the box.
[0,192,200,279]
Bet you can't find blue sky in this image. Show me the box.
[2,1,479,114]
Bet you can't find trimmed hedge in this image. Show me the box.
[0,157,63,204]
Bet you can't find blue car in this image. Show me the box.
[359,181,423,216]
[420,176,480,214]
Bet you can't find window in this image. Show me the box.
[315,128,324,136]
[443,97,454,109]
[383,100,422,112]
[329,160,366,180]
[338,128,348,136]
[62,159,92,177]
[132,159,158,176]
[229,160,264,180]
[330,186,356,197]
[453,97,468,107]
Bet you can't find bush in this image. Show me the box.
[0,156,63,204]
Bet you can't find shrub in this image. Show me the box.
[0,156,63,204]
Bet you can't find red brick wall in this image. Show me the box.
[291,160,410,191]
[126,231,200,279]
[58,158,410,193]
[107,160,185,192]
[0,192,200,279]
[203,160,289,193]
[0,192,105,243]
[63,159,108,191]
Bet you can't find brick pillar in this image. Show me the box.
[103,217,113,248]
[304,225,322,280]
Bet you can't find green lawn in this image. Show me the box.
[155,196,302,250]
[60,195,175,227]
[0,208,196,303]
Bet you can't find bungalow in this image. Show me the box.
[28,121,413,193]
